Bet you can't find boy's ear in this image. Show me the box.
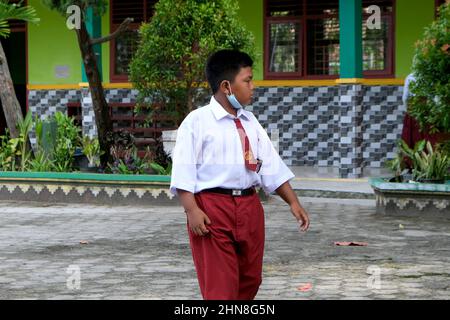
[219,80,231,95]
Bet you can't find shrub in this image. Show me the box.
[129,0,257,126]
[408,3,450,133]
[388,139,450,182]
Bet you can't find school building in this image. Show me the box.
[1,0,447,177]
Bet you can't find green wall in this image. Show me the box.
[26,0,434,84]
[238,0,263,80]
[395,0,435,77]
[28,0,81,84]
[101,1,110,83]
[28,0,110,84]
[238,0,437,80]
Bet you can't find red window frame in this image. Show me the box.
[264,16,303,79]
[264,0,396,80]
[362,10,395,78]
[110,0,156,82]
[303,11,340,80]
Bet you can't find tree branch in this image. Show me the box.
[90,18,134,45]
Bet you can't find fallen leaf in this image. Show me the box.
[399,224,404,229]
[334,241,368,246]
[297,283,313,292]
[79,240,89,244]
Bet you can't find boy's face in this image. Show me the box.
[228,67,254,106]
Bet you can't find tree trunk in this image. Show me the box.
[0,42,24,139]
[75,22,113,168]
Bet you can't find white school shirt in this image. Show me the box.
[169,96,295,195]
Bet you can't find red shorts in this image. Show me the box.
[188,191,265,300]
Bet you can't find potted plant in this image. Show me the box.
[387,139,450,184]
[81,136,102,172]
[411,141,450,183]
[129,0,256,156]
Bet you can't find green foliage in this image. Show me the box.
[0,0,39,38]
[24,112,81,172]
[386,152,406,181]
[82,136,102,167]
[389,139,450,182]
[0,112,171,175]
[440,140,450,158]
[150,161,172,175]
[28,150,53,172]
[129,0,257,125]
[408,3,450,133]
[412,141,450,181]
[41,0,107,16]
[35,117,58,159]
[31,116,58,172]
[106,132,172,175]
[108,147,150,175]
[0,112,34,171]
[52,112,81,172]
[17,111,33,171]
[0,130,17,171]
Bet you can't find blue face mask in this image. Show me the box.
[226,81,244,110]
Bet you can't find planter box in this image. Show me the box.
[369,177,450,217]
[0,172,175,206]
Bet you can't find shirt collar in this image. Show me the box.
[210,96,251,121]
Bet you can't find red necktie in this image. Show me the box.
[234,118,259,172]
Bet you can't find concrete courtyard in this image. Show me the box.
[0,196,449,300]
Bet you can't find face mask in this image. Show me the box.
[226,81,244,110]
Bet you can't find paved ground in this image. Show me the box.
[0,195,449,300]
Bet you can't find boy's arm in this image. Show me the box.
[177,189,211,237]
[275,181,310,232]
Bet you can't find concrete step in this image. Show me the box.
[290,177,375,199]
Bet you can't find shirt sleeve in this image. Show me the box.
[253,115,295,193]
[169,114,198,195]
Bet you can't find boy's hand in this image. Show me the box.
[186,208,211,236]
[290,203,310,232]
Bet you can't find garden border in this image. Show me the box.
[0,172,176,206]
[369,177,450,217]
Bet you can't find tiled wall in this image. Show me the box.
[246,85,405,169]
[28,89,81,147]
[28,85,405,173]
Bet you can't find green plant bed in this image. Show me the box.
[0,171,174,206]
[369,177,450,217]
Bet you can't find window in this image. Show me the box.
[264,0,395,79]
[265,0,302,78]
[305,1,340,76]
[110,0,157,82]
[362,0,394,76]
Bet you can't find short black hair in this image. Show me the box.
[205,49,253,94]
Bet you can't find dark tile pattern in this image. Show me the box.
[28,85,405,177]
